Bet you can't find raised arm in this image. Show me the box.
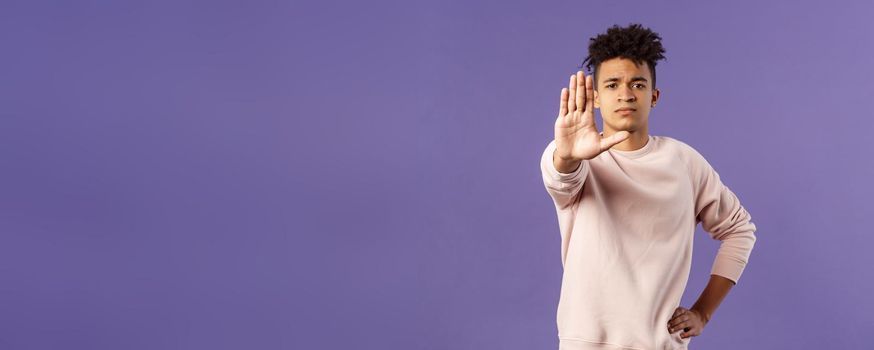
[554,71,630,164]
[541,70,630,209]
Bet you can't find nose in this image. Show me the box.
[618,86,636,102]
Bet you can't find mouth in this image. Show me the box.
[615,108,636,114]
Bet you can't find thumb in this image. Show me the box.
[600,131,630,150]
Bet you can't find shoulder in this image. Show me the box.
[653,135,716,182]
[654,135,693,152]
[655,135,708,163]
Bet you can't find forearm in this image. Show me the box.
[553,149,582,174]
[690,274,735,324]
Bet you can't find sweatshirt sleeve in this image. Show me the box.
[689,147,757,285]
[540,139,589,210]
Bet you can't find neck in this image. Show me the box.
[603,126,649,151]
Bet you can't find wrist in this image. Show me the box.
[553,150,582,173]
[552,146,576,161]
[690,307,711,325]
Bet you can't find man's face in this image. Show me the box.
[593,57,660,134]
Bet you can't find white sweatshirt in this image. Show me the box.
[540,134,757,350]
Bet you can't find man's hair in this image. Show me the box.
[581,23,666,90]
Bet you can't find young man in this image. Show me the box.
[540,24,757,349]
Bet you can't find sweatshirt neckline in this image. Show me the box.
[605,134,656,159]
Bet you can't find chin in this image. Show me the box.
[605,119,639,132]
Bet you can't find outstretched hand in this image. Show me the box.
[554,70,629,161]
[668,306,708,339]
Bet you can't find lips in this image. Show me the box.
[615,108,636,112]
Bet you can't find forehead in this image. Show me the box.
[597,57,651,81]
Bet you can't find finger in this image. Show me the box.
[575,71,584,113]
[567,74,576,112]
[690,327,703,337]
[559,88,568,116]
[667,307,686,330]
[585,74,594,112]
[668,316,690,332]
[680,327,698,338]
[668,314,689,329]
[670,320,691,334]
[599,131,630,150]
[668,312,690,327]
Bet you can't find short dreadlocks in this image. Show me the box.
[581,23,667,90]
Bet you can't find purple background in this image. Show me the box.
[2,0,872,349]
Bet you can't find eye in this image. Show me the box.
[633,83,646,89]
[606,83,617,88]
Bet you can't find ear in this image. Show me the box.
[593,89,600,109]
[651,88,660,106]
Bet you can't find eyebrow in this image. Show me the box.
[602,76,649,84]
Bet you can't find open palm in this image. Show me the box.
[554,71,629,161]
